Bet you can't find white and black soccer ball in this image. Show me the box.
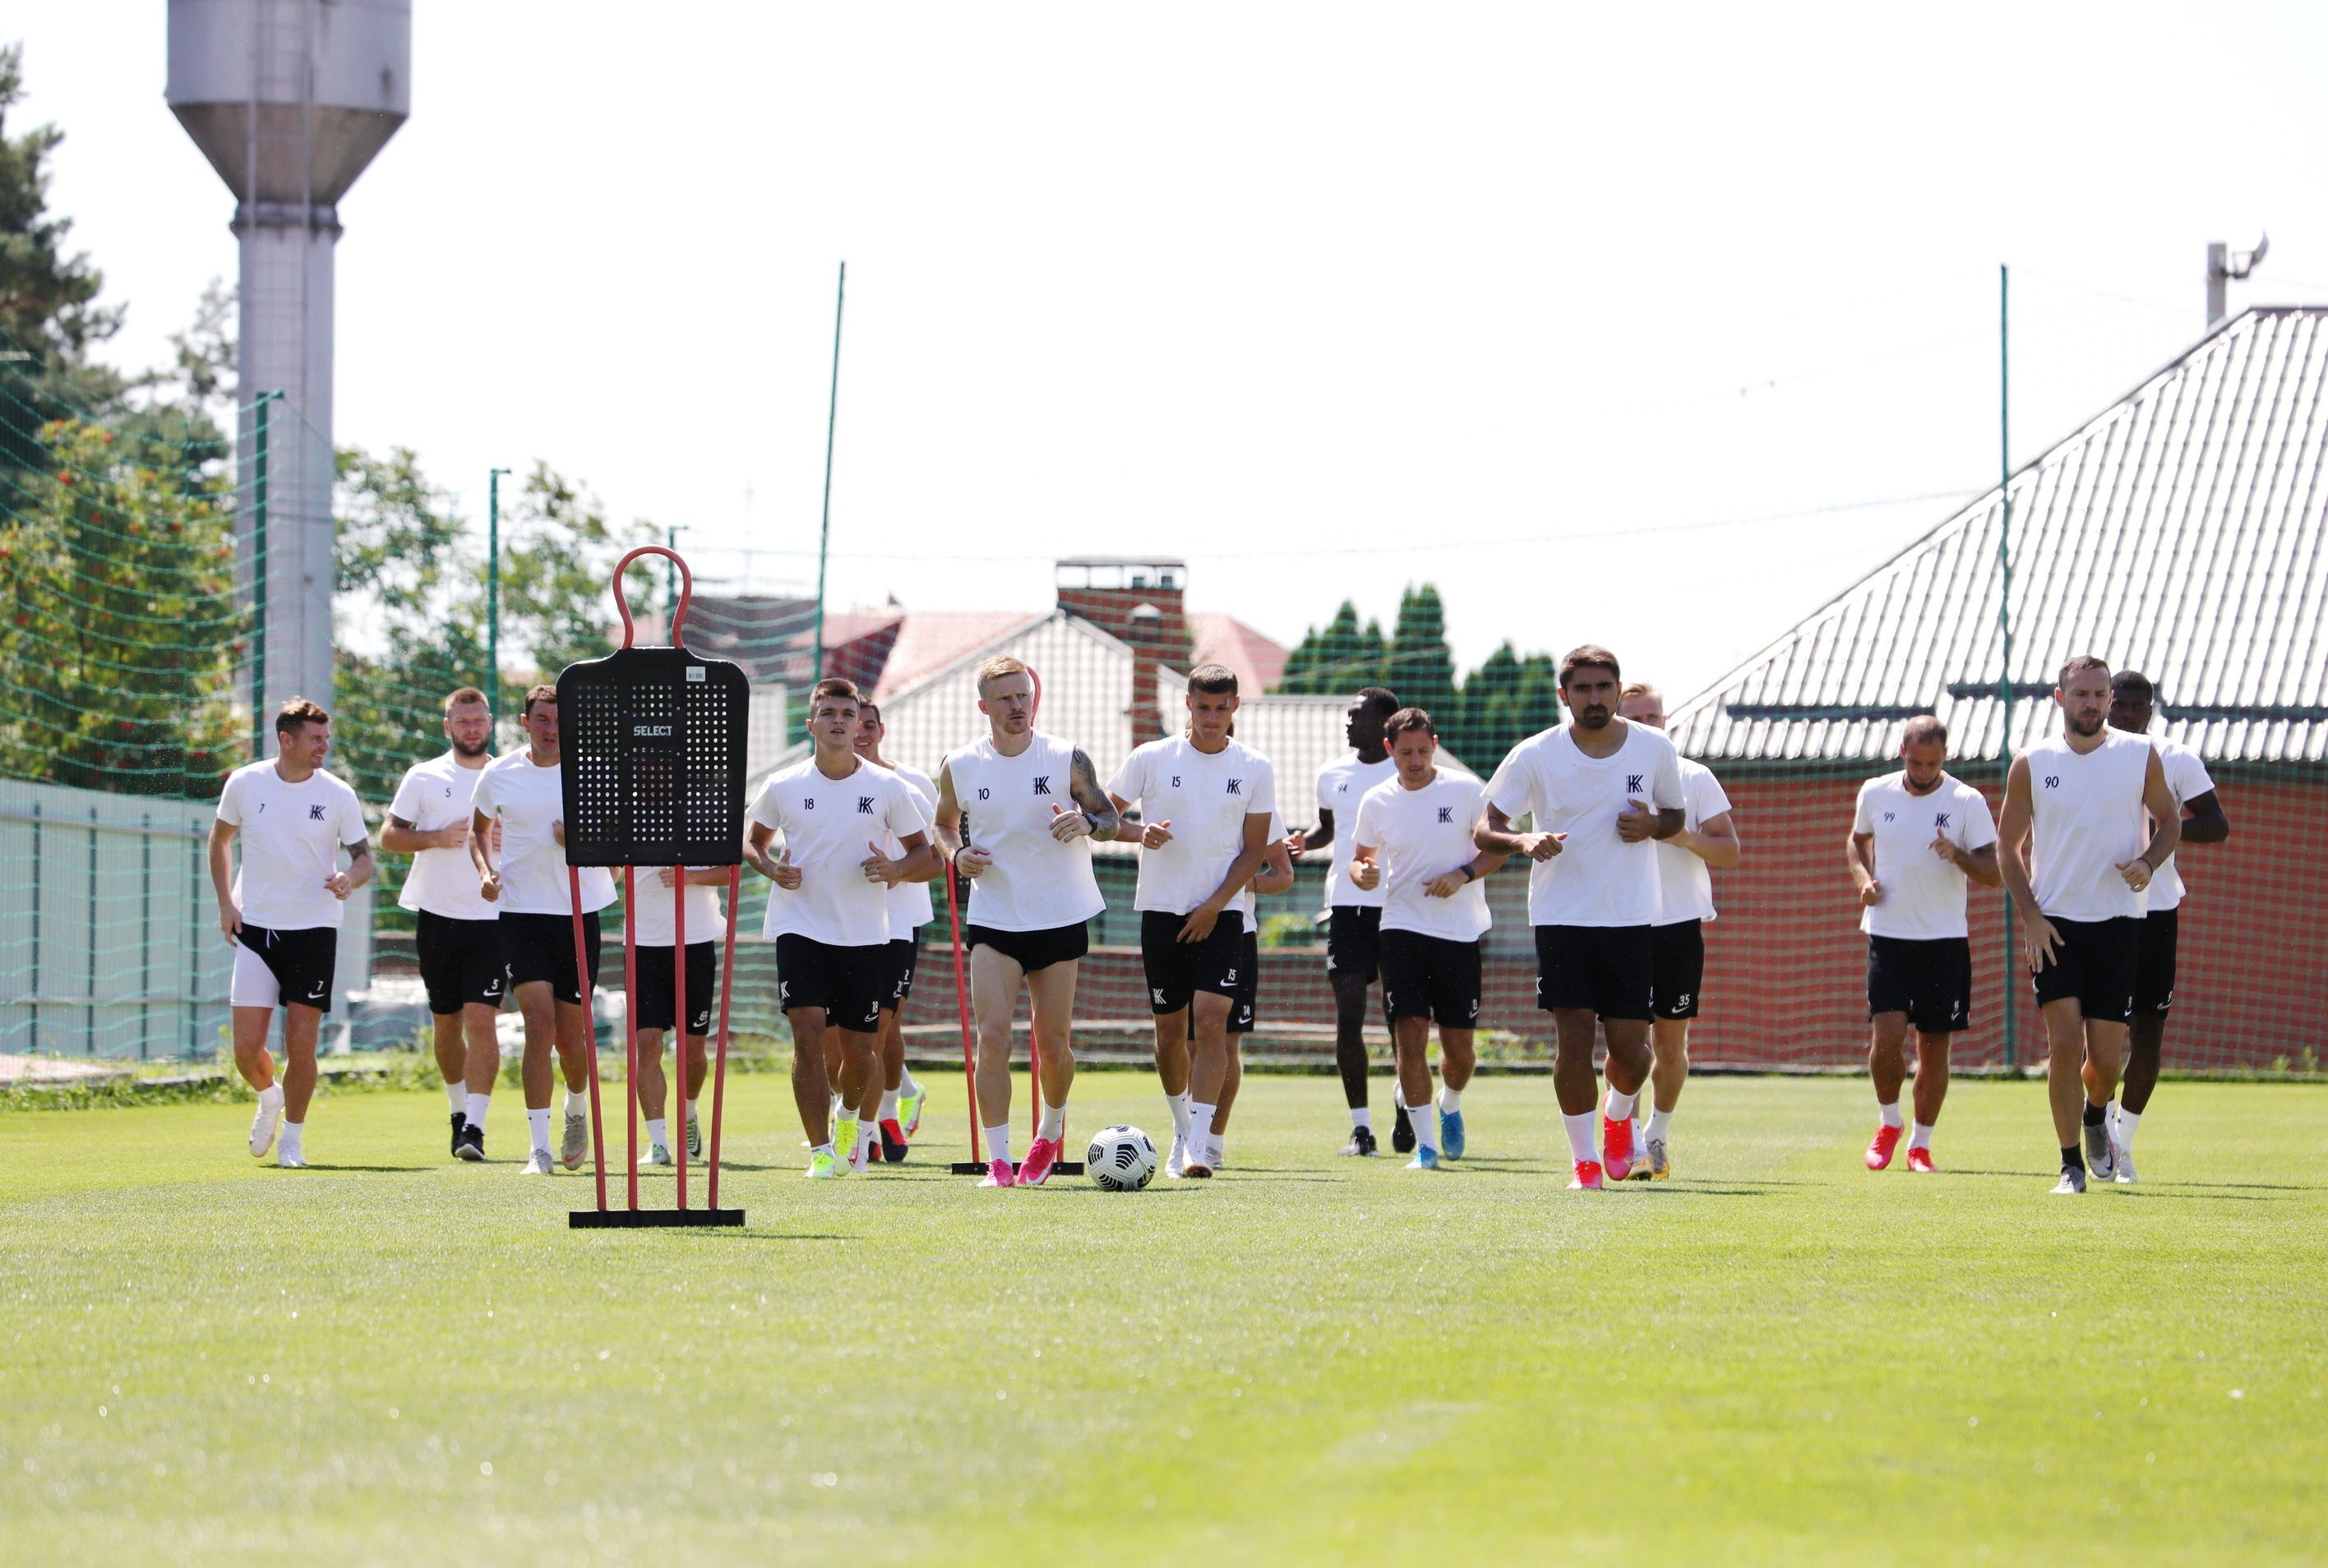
[1086,1124,1158,1191]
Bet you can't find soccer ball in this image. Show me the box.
[1086,1125,1158,1191]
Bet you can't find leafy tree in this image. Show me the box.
[0,42,127,422]
[495,461,657,712]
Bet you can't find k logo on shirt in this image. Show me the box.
[1626,774,1644,794]
[1226,778,1242,796]
[307,804,326,821]
[1437,806,1453,823]
[1933,812,1952,828]
[857,796,875,814]
[1032,776,1051,796]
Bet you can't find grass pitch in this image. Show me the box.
[2,1074,2322,1566]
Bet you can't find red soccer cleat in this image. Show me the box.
[1569,1160,1605,1191]
[977,1157,1016,1188]
[1018,1136,1063,1188]
[1600,1115,1637,1183]
[1866,1123,1904,1170]
[878,1118,909,1163]
[1906,1145,1936,1174]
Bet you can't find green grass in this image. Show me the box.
[2,1075,2322,1566]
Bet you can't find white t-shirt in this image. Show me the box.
[469,751,617,917]
[1852,771,1999,941]
[1353,771,1492,942]
[2025,728,2153,923]
[748,755,931,947]
[215,760,372,931]
[945,731,1107,933]
[1108,736,1277,916]
[625,868,724,948]
[388,751,497,920]
[1484,722,1686,928]
[874,761,938,938]
[2146,737,2215,912]
[1315,753,1397,911]
[1654,759,1734,927]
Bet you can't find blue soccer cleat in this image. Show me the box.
[1439,1108,1467,1160]
[1406,1145,1440,1171]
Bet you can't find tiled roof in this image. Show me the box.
[872,611,1051,700]
[1187,612,1290,694]
[1670,307,2328,766]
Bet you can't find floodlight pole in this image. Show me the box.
[810,261,846,722]
[1998,264,2018,1071]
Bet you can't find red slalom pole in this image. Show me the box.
[672,864,688,1211]
[1024,666,1042,1150]
[945,865,982,1167]
[621,869,640,1211]
[570,867,609,1213]
[707,866,741,1211]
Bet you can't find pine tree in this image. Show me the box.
[1383,584,1457,726]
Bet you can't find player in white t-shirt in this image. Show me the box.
[469,684,618,1177]
[1617,682,1740,1180]
[931,657,1118,1188]
[381,686,503,1162]
[1847,715,2001,1174]
[1287,685,1403,1155]
[1349,708,1507,1171]
[206,699,375,1168]
[624,865,727,1167]
[1998,657,2183,1195]
[746,678,937,1179]
[2103,671,2232,1178]
[849,699,942,1164]
[1477,645,1686,1189]
[1107,664,1277,1180]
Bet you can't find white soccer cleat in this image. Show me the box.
[2113,1145,2138,1184]
[644,1143,673,1168]
[248,1094,282,1158]
[520,1148,555,1176]
[1166,1134,1189,1178]
[561,1111,590,1170]
[276,1150,307,1169]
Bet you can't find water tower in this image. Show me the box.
[166,0,409,724]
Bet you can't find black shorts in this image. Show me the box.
[501,911,603,1007]
[875,937,920,1012]
[1650,919,1704,1021]
[631,941,715,1035]
[1867,934,1972,1035]
[1379,929,1483,1028]
[1533,924,1655,1022]
[964,920,1089,975]
[775,934,883,1031]
[2030,915,2140,1025]
[1140,909,1247,1015]
[1193,930,1262,1037]
[2134,907,2179,1016]
[230,924,340,1012]
[415,910,506,1014]
[1325,905,1383,985]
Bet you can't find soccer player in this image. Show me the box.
[209,699,374,1167]
[849,699,940,1164]
[931,657,1116,1188]
[1348,708,1505,1171]
[469,685,617,1177]
[1476,645,1684,1189]
[627,864,725,1165]
[1616,681,1739,1179]
[381,687,503,1161]
[1290,685,1402,1155]
[2101,671,2230,1179]
[746,678,936,1179]
[1107,664,1275,1179]
[1183,809,1295,1173]
[1997,656,2182,1195]
[1847,715,2001,1173]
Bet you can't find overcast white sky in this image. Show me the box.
[19,2,2328,699]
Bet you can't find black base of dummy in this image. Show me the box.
[949,1160,1085,1176]
[570,1207,746,1229]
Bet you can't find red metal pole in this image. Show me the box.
[570,867,608,1212]
[708,866,741,1211]
[1024,665,1042,1151]
[621,869,639,1212]
[672,865,687,1211]
[945,865,981,1167]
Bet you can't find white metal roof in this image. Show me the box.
[1670,307,2328,766]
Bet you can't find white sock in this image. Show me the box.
[528,1108,552,1152]
[857,1119,877,1160]
[1604,1086,1637,1122]
[1037,1099,1066,1141]
[465,1092,491,1131]
[644,1116,667,1148]
[1166,1091,1193,1138]
[278,1122,303,1160]
[1645,1107,1671,1145]
[1350,1106,1373,1130]
[564,1087,589,1120]
[1910,1121,1935,1151]
[2113,1105,2141,1148]
[1408,1096,1440,1152]
[686,1097,700,1124]
[879,1089,901,1121]
[445,1081,466,1114]
[899,1065,921,1097]
[812,1141,836,1160]
[1438,1086,1462,1115]
[829,1091,843,1120]
[1562,1111,1597,1164]
[1878,1100,1905,1128]
[1188,1104,1217,1156]
[258,1083,284,1109]
[985,1124,1013,1165]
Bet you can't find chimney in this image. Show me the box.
[1055,558,1192,741]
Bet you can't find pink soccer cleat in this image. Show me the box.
[977,1157,1016,1188]
[1905,1146,1937,1174]
[1600,1115,1637,1183]
[1017,1137,1063,1188]
[1569,1160,1605,1191]
[1866,1123,1904,1170]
